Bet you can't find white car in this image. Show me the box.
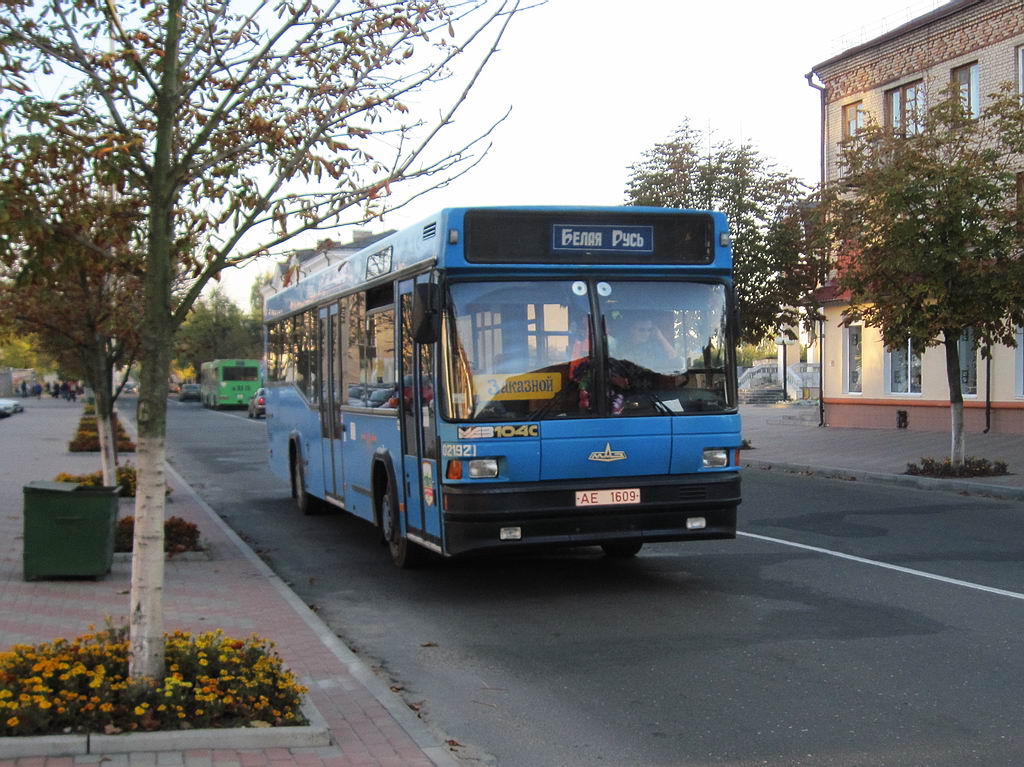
[0,399,20,417]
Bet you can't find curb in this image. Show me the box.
[0,698,328,759]
[744,458,1024,501]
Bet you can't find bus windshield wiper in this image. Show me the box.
[639,391,673,415]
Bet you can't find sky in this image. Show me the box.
[220,0,948,305]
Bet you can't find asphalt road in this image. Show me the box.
[156,396,1024,766]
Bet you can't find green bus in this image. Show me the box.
[199,359,262,409]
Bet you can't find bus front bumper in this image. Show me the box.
[441,472,739,556]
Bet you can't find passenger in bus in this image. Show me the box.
[609,314,678,372]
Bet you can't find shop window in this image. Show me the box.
[845,325,862,394]
[886,339,921,394]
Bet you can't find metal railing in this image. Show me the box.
[738,363,820,399]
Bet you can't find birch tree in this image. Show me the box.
[829,83,1024,465]
[0,0,523,680]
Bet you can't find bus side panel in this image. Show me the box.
[266,385,323,493]
[342,411,401,523]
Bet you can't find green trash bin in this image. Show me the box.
[23,481,120,580]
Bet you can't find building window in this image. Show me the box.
[952,62,980,119]
[959,327,977,396]
[845,325,862,394]
[887,339,922,394]
[1016,172,1024,236]
[886,80,925,136]
[842,101,865,139]
[1016,326,1023,397]
[1018,47,1024,95]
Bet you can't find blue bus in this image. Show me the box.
[263,207,741,566]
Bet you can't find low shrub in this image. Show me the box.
[0,626,307,736]
[53,463,140,497]
[115,516,202,554]
[906,456,1009,478]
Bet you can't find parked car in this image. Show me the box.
[367,386,397,408]
[177,383,201,402]
[247,387,266,418]
[0,398,24,416]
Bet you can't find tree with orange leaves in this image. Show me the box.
[0,0,526,681]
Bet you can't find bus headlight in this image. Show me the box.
[468,458,499,478]
[702,448,729,468]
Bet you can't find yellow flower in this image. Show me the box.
[6,716,18,728]
[134,705,147,716]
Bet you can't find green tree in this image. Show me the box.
[248,271,273,321]
[625,121,825,344]
[0,334,57,373]
[0,0,522,679]
[174,288,261,373]
[829,83,1024,465]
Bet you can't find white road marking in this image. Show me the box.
[738,531,1024,602]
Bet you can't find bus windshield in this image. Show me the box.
[222,365,260,382]
[443,279,734,421]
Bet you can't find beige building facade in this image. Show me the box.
[809,0,1024,435]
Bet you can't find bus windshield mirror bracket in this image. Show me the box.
[412,283,440,344]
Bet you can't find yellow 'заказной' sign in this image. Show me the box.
[475,372,561,401]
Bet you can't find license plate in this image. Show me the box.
[575,488,641,507]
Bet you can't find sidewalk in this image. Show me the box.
[0,398,456,767]
[740,402,1024,500]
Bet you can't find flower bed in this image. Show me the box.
[69,416,135,453]
[0,626,307,736]
[906,456,1009,478]
[54,463,140,497]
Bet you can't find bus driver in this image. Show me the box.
[610,314,678,371]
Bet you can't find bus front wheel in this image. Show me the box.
[292,454,320,516]
[380,480,425,569]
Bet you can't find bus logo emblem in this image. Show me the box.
[588,443,627,462]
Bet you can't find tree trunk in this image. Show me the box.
[943,330,965,466]
[128,0,182,681]
[86,345,117,487]
[91,348,118,485]
[128,377,168,681]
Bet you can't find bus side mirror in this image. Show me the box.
[412,283,439,344]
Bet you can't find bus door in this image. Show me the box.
[398,278,441,549]
[318,303,345,504]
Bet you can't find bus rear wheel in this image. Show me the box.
[601,541,643,558]
[380,479,425,569]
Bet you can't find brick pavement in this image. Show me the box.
[0,398,454,767]
[740,403,1024,498]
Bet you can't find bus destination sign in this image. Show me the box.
[552,224,654,255]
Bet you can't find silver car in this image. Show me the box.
[0,398,23,417]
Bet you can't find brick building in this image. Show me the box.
[807,0,1024,434]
